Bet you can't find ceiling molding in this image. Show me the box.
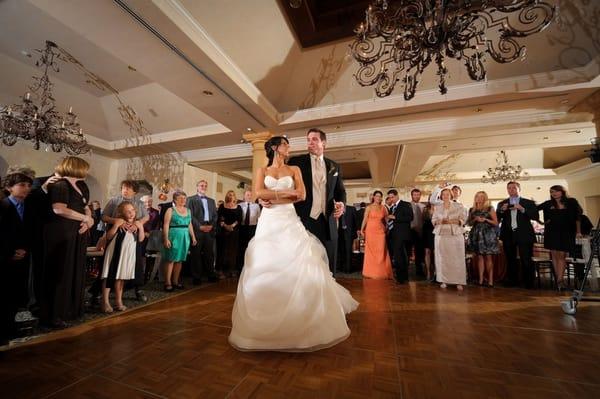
[278,60,600,127]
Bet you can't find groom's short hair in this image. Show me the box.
[387,189,398,196]
[307,128,326,141]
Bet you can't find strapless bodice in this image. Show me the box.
[264,175,294,190]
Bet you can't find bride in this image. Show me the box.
[229,136,359,352]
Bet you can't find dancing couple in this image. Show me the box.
[229,129,359,352]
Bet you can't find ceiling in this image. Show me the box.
[0,0,599,187]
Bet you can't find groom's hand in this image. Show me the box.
[333,202,345,219]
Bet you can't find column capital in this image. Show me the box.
[243,131,272,148]
[244,132,273,186]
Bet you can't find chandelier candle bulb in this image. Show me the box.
[25,92,30,100]
[68,106,72,113]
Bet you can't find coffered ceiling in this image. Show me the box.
[0,0,599,187]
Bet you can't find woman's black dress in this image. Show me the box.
[422,208,435,250]
[538,197,582,253]
[217,204,242,275]
[41,179,89,325]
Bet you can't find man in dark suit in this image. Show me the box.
[386,189,414,283]
[496,181,539,288]
[187,179,219,284]
[288,128,346,274]
[337,204,357,273]
[0,172,33,344]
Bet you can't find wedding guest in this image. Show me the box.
[0,172,33,344]
[41,157,93,328]
[432,188,466,291]
[217,190,242,278]
[338,203,357,273]
[422,201,435,281]
[360,190,393,279]
[238,189,261,271]
[386,189,413,283]
[140,195,160,281]
[95,180,149,303]
[537,185,583,291]
[407,188,425,277]
[187,180,219,285]
[163,191,196,291]
[100,202,144,313]
[467,191,499,287]
[497,181,538,288]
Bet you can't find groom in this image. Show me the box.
[288,128,346,274]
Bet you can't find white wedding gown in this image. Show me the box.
[229,175,359,352]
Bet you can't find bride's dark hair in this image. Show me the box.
[264,136,289,166]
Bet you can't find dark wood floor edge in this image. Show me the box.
[0,283,216,352]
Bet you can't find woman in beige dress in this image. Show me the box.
[432,188,467,291]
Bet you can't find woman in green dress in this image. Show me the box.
[163,191,197,291]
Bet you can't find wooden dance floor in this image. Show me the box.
[2,279,600,398]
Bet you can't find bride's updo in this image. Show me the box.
[264,136,289,166]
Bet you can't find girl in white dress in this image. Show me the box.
[101,202,144,313]
[432,188,467,291]
[229,136,358,352]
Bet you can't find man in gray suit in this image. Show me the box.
[187,180,218,284]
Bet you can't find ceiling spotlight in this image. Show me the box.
[246,127,253,132]
[574,129,582,134]
[202,90,213,96]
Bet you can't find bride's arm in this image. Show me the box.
[253,167,296,202]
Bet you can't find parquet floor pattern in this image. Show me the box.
[2,279,600,399]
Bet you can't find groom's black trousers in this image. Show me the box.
[303,214,338,275]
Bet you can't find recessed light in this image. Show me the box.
[474,107,482,112]
[246,127,253,132]
[574,129,582,134]
[202,90,213,96]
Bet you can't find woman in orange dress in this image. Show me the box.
[360,190,393,279]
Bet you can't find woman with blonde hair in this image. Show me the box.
[41,156,93,328]
[217,190,242,278]
[467,191,499,287]
[432,188,467,291]
[163,191,196,291]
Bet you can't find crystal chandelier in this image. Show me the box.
[482,150,528,183]
[350,0,556,100]
[0,41,89,154]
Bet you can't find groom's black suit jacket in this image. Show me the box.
[288,153,346,241]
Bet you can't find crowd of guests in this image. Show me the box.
[0,158,261,345]
[354,181,592,293]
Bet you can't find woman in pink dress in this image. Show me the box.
[360,190,393,279]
